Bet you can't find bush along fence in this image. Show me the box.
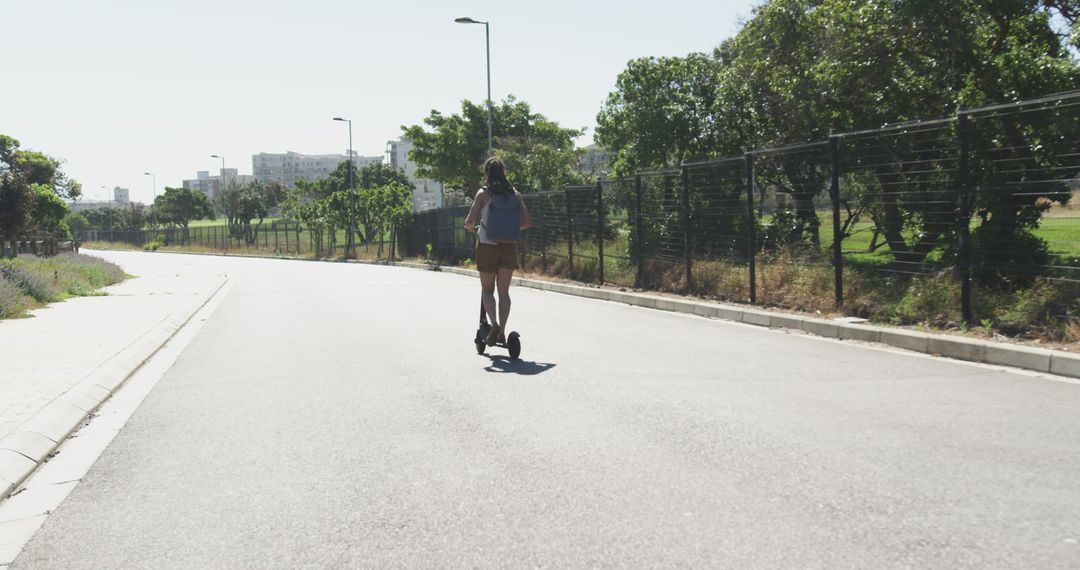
[82,219,402,261]
[403,92,1080,339]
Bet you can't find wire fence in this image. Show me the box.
[81,220,399,260]
[76,91,1080,329]
[404,90,1080,326]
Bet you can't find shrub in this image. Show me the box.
[888,271,961,326]
[991,280,1080,339]
[0,273,30,318]
[0,258,61,303]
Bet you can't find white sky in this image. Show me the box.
[3,0,757,204]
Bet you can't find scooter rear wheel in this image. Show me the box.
[507,332,521,360]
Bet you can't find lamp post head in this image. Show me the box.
[333,117,349,122]
[455,17,483,24]
[143,172,152,176]
[210,154,222,159]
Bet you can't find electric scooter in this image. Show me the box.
[474,304,521,359]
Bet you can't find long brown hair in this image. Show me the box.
[483,156,512,195]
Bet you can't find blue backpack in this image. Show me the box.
[482,188,522,242]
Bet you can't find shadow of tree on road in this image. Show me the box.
[483,356,557,375]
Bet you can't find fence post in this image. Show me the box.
[681,167,693,294]
[635,174,644,288]
[957,107,974,325]
[829,135,844,307]
[596,180,605,285]
[745,153,757,304]
[541,201,548,273]
[566,187,575,276]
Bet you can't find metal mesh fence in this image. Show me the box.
[80,91,1080,329]
[636,170,686,290]
[684,158,753,302]
[599,178,635,287]
[966,97,1080,284]
[838,120,961,277]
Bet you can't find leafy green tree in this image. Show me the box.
[83,208,118,231]
[597,0,1080,266]
[217,180,286,244]
[359,181,413,258]
[356,162,413,242]
[153,187,214,239]
[63,211,89,241]
[0,134,79,255]
[402,96,584,196]
[281,179,331,256]
[115,203,149,232]
[596,54,726,176]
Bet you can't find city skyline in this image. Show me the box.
[2,0,755,205]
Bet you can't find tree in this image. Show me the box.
[64,211,89,241]
[596,0,1080,267]
[153,187,214,239]
[0,134,80,255]
[115,203,149,232]
[359,181,413,258]
[402,96,584,197]
[595,54,727,176]
[281,179,331,256]
[356,163,413,242]
[217,180,286,244]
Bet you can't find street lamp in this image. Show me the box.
[333,117,356,257]
[455,16,493,156]
[144,172,156,228]
[100,185,113,240]
[210,154,226,199]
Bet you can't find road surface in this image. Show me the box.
[11,251,1080,568]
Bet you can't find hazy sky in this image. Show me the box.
[4,0,758,204]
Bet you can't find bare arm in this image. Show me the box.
[464,190,487,232]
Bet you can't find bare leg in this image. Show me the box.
[496,267,514,338]
[480,271,498,327]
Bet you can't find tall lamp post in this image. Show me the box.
[100,185,113,241]
[210,154,226,240]
[143,172,156,228]
[455,16,493,156]
[333,117,356,257]
[209,154,226,198]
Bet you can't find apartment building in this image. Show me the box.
[385,138,443,212]
[182,169,254,200]
[252,151,382,189]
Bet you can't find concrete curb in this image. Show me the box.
[0,278,229,503]
[94,249,1080,380]
[356,259,1080,381]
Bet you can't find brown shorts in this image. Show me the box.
[476,242,519,273]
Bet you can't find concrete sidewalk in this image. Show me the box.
[0,252,227,501]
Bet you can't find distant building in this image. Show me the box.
[70,186,131,211]
[252,151,382,189]
[69,199,116,212]
[385,138,443,212]
[579,145,613,177]
[182,169,255,200]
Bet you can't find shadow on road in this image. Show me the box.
[483,356,557,375]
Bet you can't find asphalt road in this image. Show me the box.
[12,251,1080,568]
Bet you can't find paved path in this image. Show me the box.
[0,252,224,440]
[8,251,1080,568]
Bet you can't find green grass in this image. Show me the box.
[0,253,126,319]
[186,217,283,228]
